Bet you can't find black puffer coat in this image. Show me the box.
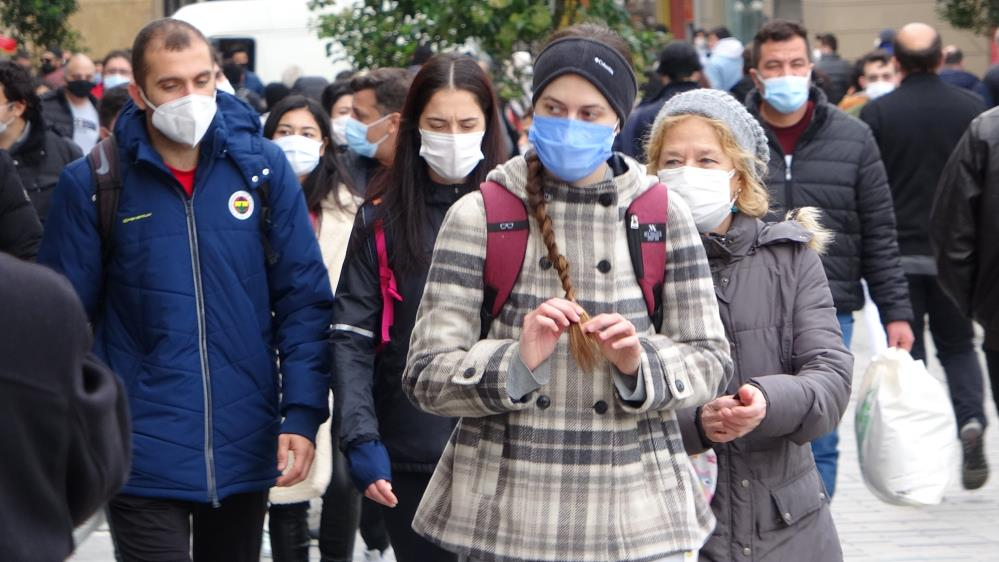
[331,183,470,472]
[747,87,912,324]
[9,114,83,223]
[677,213,852,562]
[0,150,42,259]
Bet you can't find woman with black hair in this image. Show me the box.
[331,52,508,562]
[322,79,354,149]
[262,95,367,562]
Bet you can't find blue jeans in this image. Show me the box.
[811,312,853,498]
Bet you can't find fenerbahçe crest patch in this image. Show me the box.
[228,190,254,220]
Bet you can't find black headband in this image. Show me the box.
[532,36,638,122]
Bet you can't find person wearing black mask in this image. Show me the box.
[40,53,100,152]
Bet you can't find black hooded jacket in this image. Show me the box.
[747,86,912,323]
[331,182,472,472]
[9,113,82,222]
[0,150,41,259]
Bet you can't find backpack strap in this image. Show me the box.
[626,182,669,333]
[360,202,402,349]
[87,136,121,268]
[480,180,529,340]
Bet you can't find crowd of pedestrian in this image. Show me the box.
[0,11,997,562]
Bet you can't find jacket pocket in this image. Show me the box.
[756,468,826,536]
[467,417,505,498]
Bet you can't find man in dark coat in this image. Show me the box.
[814,32,853,104]
[0,150,41,259]
[933,107,999,484]
[0,252,131,561]
[0,61,82,223]
[40,53,101,152]
[746,20,914,499]
[940,46,989,104]
[861,22,989,490]
[615,41,701,161]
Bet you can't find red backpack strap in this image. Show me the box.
[480,180,529,339]
[626,182,669,332]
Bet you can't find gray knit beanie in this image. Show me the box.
[651,89,769,180]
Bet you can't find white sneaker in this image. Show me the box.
[363,548,384,562]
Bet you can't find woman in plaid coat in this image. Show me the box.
[403,25,732,562]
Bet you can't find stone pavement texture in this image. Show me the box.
[69,306,999,562]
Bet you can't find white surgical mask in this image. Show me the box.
[657,166,737,232]
[331,115,350,146]
[418,129,485,181]
[139,89,217,148]
[0,102,15,135]
[217,79,236,96]
[103,74,130,90]
[274,134,323,177]
[865,81,895,100]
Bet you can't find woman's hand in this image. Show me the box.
[583,313,642,375]
[699,384,768,443]
[519,298,584,371]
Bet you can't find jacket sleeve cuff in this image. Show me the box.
[346,440,392,491]
[677,406,711,455]
[506,352,552,402]
[612,366,647,404]
[281,406,327,444]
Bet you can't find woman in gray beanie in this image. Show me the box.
[646,88,853,561]
[402,24,732,562]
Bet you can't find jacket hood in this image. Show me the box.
[485,153,656,207]
[713,37,744,59]
[704,208,825,265]
[113,91,269,189]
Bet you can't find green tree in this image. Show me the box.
[310,0,666,100]
[938,0,999,34]
[0,0,81,53]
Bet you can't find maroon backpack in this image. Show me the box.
[371,181,669,346]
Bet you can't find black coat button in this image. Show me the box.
[599,193,615,207]
[593,400,608,414]
[536,395,551,410]
[597,260,611,274]
[539,256,552,270]
[462,367,476,379]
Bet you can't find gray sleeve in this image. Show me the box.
[506,352,553,401]
[612,366,646,403]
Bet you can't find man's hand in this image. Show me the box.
[700,384,768,443]
[365,479,398,508]
[885,320,914,351]
[275,433,315,487]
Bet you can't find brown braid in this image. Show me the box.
[524,152,603,373]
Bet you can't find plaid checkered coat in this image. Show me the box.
[403,155,733,561]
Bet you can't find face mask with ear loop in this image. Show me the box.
[138,89,218,148]
[657,166,738,232]
[0,102,16,135]
[345,114,392,158]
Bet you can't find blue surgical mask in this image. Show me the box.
[761,74,810,114]
[345,114,391,159]
[528,115,616,183]
[103,74,130,90]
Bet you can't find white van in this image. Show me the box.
[171,0,354,84]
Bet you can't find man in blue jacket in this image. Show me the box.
[38,18,333,561]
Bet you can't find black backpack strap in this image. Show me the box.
[257,181,279,266]
[87,136,121,268]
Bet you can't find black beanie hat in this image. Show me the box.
[531,36,638,123]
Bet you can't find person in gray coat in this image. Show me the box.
[646,89,853,561]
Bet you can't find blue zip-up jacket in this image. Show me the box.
[38,92,333,503]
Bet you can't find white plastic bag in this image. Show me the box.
[854,347,958,506]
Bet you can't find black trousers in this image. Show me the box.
[107,491,268,562]
[383,471,457,562]
[908,274,987,432]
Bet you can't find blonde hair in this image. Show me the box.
[646,114,770,218]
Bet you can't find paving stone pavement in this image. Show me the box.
[70,305,999,562]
